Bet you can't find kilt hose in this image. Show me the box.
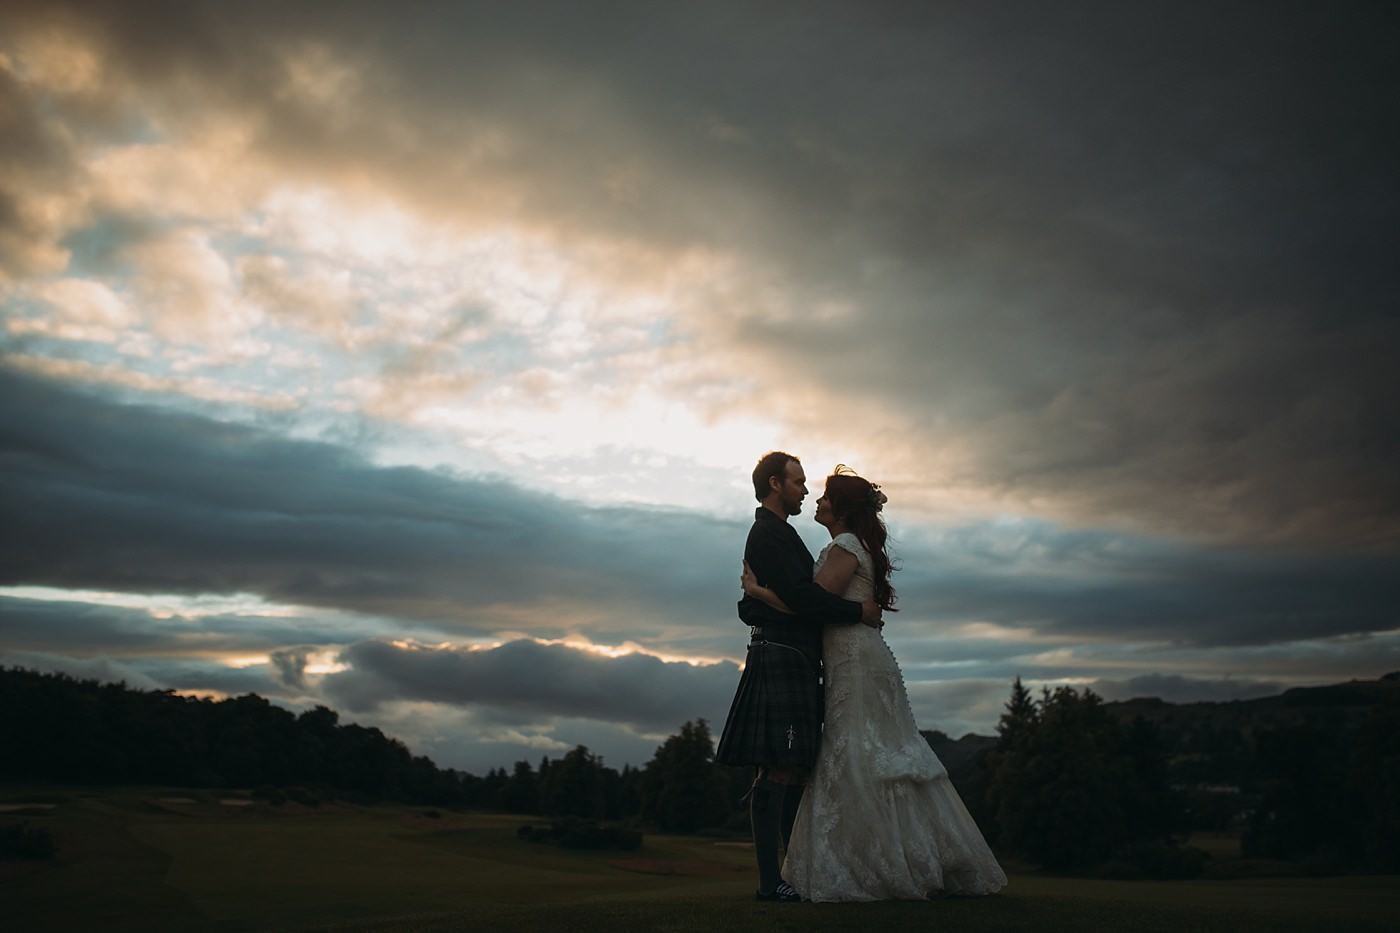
[715,638,824,770]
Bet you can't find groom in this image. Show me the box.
[715,451,881,902]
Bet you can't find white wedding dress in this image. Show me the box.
[783,533,1008,901]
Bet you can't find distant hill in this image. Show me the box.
[1101,675,1400,734]
[920,729,997,779]
[923,674,1400,789]
[1106,674,1400,719]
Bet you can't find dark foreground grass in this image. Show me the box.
[3,786,1395,933]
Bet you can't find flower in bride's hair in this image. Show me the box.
[868,483,888,513]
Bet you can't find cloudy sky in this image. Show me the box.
[2,1,1397,774]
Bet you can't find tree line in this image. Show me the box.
[3,666,1396,875]
[966,674,1400,876]
[0,667,746,827]
[1,667,462,804]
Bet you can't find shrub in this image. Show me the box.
[1118,841,1210,879]
[284,786,323,807]
[0,821,55,860]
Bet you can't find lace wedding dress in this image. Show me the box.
[783,533,1008,902]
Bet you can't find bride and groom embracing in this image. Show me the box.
[715,451,1007,903]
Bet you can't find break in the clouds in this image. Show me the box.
[0,368,742,649]
[2,2,1397,769]
[4,369,1398,769]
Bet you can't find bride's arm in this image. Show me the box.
[813,547,858,596]
[815,545,882,629]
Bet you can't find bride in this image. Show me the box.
[742,465,1007,902]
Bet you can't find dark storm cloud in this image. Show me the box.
[0,650,159,690]
[0,594,404,660]
[4,366,1397,661]
[0,595,366,658]
[132,656,290,699]
[4,1,1396,547]
[323,638,738,732]
[725,2,1400,549]
[0,597,180,654]
[0,367,743,641]
[269,646,314,690]
[0,648,294,701]
[907,542,1400,649]
[889,518,1400,648]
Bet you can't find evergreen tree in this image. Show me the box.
[998,675,1038,741]
[1243,723,1351,864]
[610,763,642,820]
[1350,703,1400,870]
[480,767,509,808]
[1121,715,1183,843]
[539,745,607,819]
[981,681,1184,871]
[0,669,477,803]
[637,719,729,833]
[499,760,540,814]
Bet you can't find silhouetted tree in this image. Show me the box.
[498,760,540,814]
[1349,703,1400,870]
[637,719,729,833]
[1243,723,1351,865]
[981,682,1185,871]
[539,745,606,819]
[480,767,509,808]
[999,676,1038,742]
[1121,715,1185,843]
[0,668,466,804]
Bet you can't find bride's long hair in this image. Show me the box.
[823,465,898,612]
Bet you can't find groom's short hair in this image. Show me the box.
[753,450,799,501]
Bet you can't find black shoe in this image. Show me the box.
[755,882,802,902]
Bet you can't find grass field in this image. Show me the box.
[3,786,1395,932]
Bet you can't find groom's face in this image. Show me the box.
[776,461,808,516]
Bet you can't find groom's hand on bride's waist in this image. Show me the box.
[860,598,883,629]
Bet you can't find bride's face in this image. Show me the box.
[814,494,833,528]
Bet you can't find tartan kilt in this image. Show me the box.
[715,639,824,769]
